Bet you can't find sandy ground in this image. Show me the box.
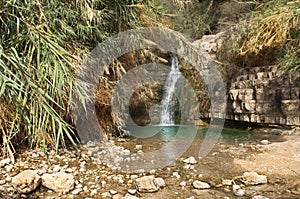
[234,135,300,178]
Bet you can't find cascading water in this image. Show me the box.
[160,56,181,125]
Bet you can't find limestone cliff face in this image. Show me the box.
[194,33,300,126]
[227,65,299,126]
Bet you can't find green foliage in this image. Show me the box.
[0,0,156,159]
[157,0,219,39]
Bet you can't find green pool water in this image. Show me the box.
[125,125,253,143]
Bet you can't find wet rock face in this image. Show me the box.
[241,172,267,185]
[41,172,75,193]
[12,170,41,194]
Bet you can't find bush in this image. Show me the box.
[0,0,156,160]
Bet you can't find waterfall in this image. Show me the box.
[160,56,181,125]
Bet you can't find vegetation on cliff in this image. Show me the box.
[218,0,299,78]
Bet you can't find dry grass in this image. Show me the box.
[218,0,299,73]
[0,102,16,162]
[239,2,299,56]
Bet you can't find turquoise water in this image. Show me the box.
[125,125,252,143]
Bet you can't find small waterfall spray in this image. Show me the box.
[160,56,181,125]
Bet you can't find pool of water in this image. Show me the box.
[125,125,253,148]
[121,125,254,162]
[117,125,285,172]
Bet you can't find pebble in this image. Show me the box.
[241,172,267,185]
[180,181,187,187]
[233,185,245,197]
[136,176,160,193]
[71,188,82,195]
[83,185,88,192]
[192,180,211,189]
[5,165,13,172]
[222,179,233,186]
[100,191,110,197]
[53,165,61,172]
[123,193,139,199]
[122,149,131,156]
[172,172,181,178]
[149,169,156,174]
[110,189,118,195]
[5,176,11,182]
[260,140,271,145]
[0,158,11,168]
[183,156,197,164]
[252,195,270,199]
[154,177,166,188]
[128,189,137,195]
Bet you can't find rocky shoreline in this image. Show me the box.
[1,130,300,199]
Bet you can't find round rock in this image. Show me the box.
[42,171,75,193]
[12,170,41,194]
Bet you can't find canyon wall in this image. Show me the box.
[194,33,300,126]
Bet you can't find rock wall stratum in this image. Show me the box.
[194,33,300,126]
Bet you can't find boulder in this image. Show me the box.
[241,172,267,185]
[12,170,41,194]
[42,171,75,193]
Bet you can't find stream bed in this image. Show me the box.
[1,127,299,199]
